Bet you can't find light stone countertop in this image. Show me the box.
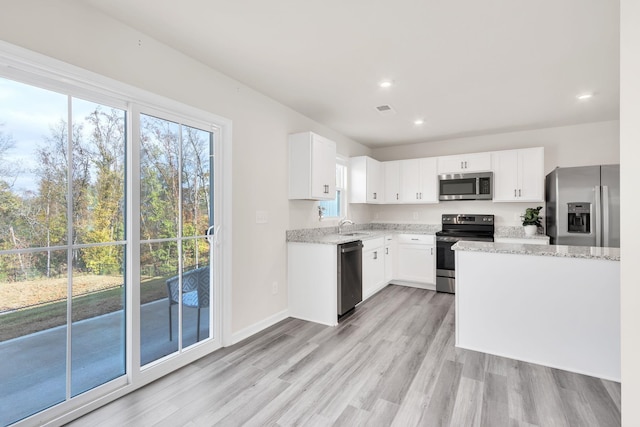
[286,223,439,245]
[452,240,620,261]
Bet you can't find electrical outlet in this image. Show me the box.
[413,212,419,220]
[272,281,278,295]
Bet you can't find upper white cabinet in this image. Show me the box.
[384,161,402,204]
[384,158,438,204]
[492,147,544,202]
[350,156,384,203]
[437,152,492,174]
[401,158,438,203]
[288,131,336,200]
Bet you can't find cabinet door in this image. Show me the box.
[464,152,492,172]
[517,147,544,201]
[419,157,438,202]
[384,236,394,283]
[396,243,432,283]
[366,158,384,203]
[363,247,385,299]
[437,155,465,174]
[384,161,401,203]
[492,150,519,201]
[401,159,421,202]
[310,135,336,199]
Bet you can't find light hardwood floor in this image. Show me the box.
[68,285,621,426]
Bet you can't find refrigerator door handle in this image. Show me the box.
[602,185,610,247]
[594,185,602,247]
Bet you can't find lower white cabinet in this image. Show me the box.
[395,234,435,288]
[384,235,394,283]
[362,237,386,299]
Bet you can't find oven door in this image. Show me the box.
[436,236,458,293]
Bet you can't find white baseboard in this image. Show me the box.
[229,309,290,345]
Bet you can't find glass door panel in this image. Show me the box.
[0,249,68,426]
[139,114,214,365]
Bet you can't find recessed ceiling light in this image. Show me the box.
[577,93,594,100]
[414,119,424,125]
[379,80,393,88]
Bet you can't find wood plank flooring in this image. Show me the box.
[68,285,621,426]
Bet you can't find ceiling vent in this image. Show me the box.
[375,104,396,115]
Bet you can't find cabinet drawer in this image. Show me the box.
[362,237,385,250]
[396,234,435,244]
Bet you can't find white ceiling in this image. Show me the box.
[81,0,620,148]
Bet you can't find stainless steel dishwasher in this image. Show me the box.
[337,240,363,318]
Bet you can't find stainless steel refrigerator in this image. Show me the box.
[545,165,620,247]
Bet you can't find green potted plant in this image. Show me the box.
[521,206,543,236]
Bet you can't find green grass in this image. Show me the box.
[0,276,169,342]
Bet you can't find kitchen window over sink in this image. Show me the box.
[319,158,347,219]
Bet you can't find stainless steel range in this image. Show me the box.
[435,214,494,293]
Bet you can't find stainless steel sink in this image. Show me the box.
[340,232,370,237]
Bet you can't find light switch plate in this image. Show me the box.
[256,210,268,224]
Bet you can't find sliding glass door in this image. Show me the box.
[0,66,224,426]
[0,79,127,425]
[138,113,215,366]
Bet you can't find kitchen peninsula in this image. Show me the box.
[453,241,621,381]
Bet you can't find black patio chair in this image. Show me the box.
[166,266,210,342]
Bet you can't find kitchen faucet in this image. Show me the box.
[338,218,354,234]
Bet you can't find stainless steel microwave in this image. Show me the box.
[438,172,493,201]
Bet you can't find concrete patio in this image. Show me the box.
[0,298,210,426]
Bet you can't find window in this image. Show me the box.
[319,159,347,219]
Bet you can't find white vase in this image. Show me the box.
[524,225,537,236]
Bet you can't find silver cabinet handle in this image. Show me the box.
[465,161,468,169]
[431,247,433,255]
[411,238,419,241]
[416,192,419,199]
[323,184,329,194]
[373,251,378,260]
[460,161,464,169]
[373,192,377,199]
[419,192,423,199]
[518,189,521,197]
[385,247,389,255]
[396,193,399,200]
[514,189,517,197]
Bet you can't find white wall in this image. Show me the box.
[370,120,619,226]
[0,0,370,334]
[621,0,640,424]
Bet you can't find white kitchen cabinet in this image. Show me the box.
[401,157,438,203]
[350,156,384,203]
[288,131,337,200]
[395,234,435,288]
[362,237,386,299]
[288,242,338,326]
[384,160,402,203]
[492,147,544,202]
[384,235,394,283]
[437,152,492,174]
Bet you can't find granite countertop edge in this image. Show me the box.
[452,241,620,261]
